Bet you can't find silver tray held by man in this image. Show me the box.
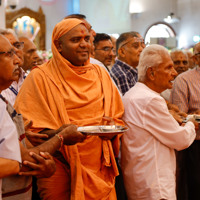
[77,125,128,137]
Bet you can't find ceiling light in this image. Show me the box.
[164,12,180,24]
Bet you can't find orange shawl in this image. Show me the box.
[15,19,124,200]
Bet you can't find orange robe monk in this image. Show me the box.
[14,18,124,200]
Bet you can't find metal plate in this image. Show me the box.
[183,114,200,123]
[77,125,128,136]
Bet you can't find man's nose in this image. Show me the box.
[32,51,40,60]
[13,52,20,65]
[172,67,178,77]
[80,39,88,47]
[109,49,115,56]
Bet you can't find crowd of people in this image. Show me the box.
[0,13,200,200]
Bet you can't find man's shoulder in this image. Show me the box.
[110,62,126,77]
[123,83,163,109]
[123,82,156,99]
[90,57,105,68]
[177,69,196,79]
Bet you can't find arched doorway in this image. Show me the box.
[144,22,176,49]
[6,7,46,50]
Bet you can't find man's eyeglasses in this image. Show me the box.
[13,42,24,50]
[119,38,146,49]
[95,47,114,52]
[174,60,188,65]
[0,49,17,58]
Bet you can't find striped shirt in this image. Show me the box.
[170,66,200,113]
[110,59,138,95]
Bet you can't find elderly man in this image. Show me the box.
[170,49,189,75]
[0,34,22,200]
[161,49,189,101]
[110,31,145,95]
[93,33,115,72]
[121,44,197,200]
[185,50,196,69]
[18,36,40,73]
[0,29,25,106]
[170,42,200,200]
[14,19,124,200]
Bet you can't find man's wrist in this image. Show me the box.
[55,134,64,151]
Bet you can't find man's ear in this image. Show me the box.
[55,39,62,52]
[192,55,198,64]
[118,48,125,58]
[146,67,155,80]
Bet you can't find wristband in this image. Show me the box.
[56,134,64,151]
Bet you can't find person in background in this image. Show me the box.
[185,49,196,69]
[109,35,117,70]
[161,49,189,101]
[170,49,189,75]
[14,18,124,200]
[170,42,200,200]
[121,44,198,200]
[110,31,145,95]
[18,36,40,74]
[93,33,115,72]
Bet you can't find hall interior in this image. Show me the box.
[0,0,199,52]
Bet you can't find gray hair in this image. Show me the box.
[0,28,17,37]
[116,31,139,54]
[170,49,188,60]
[138,44,169,81]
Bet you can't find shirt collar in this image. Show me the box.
[115,59,138,73]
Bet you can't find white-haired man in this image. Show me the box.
[121,44,198,200]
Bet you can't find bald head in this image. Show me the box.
[19,36,40,72]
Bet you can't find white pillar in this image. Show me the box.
[0,0,6,28]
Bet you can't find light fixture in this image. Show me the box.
[129,0,143,14]
[164,12,180,24]
[7,0,19,9]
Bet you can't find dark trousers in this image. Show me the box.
[115,158,128,200]
[176,140,200,200]
[32,176,41,200]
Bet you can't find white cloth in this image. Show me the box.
[161,88,171,101]
[121,82,196,200]
[0,98,21,200]
[90,57,106,69]
[1,68,26,106]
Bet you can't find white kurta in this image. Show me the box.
[0,98,21,200]
[121,82,196,200]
